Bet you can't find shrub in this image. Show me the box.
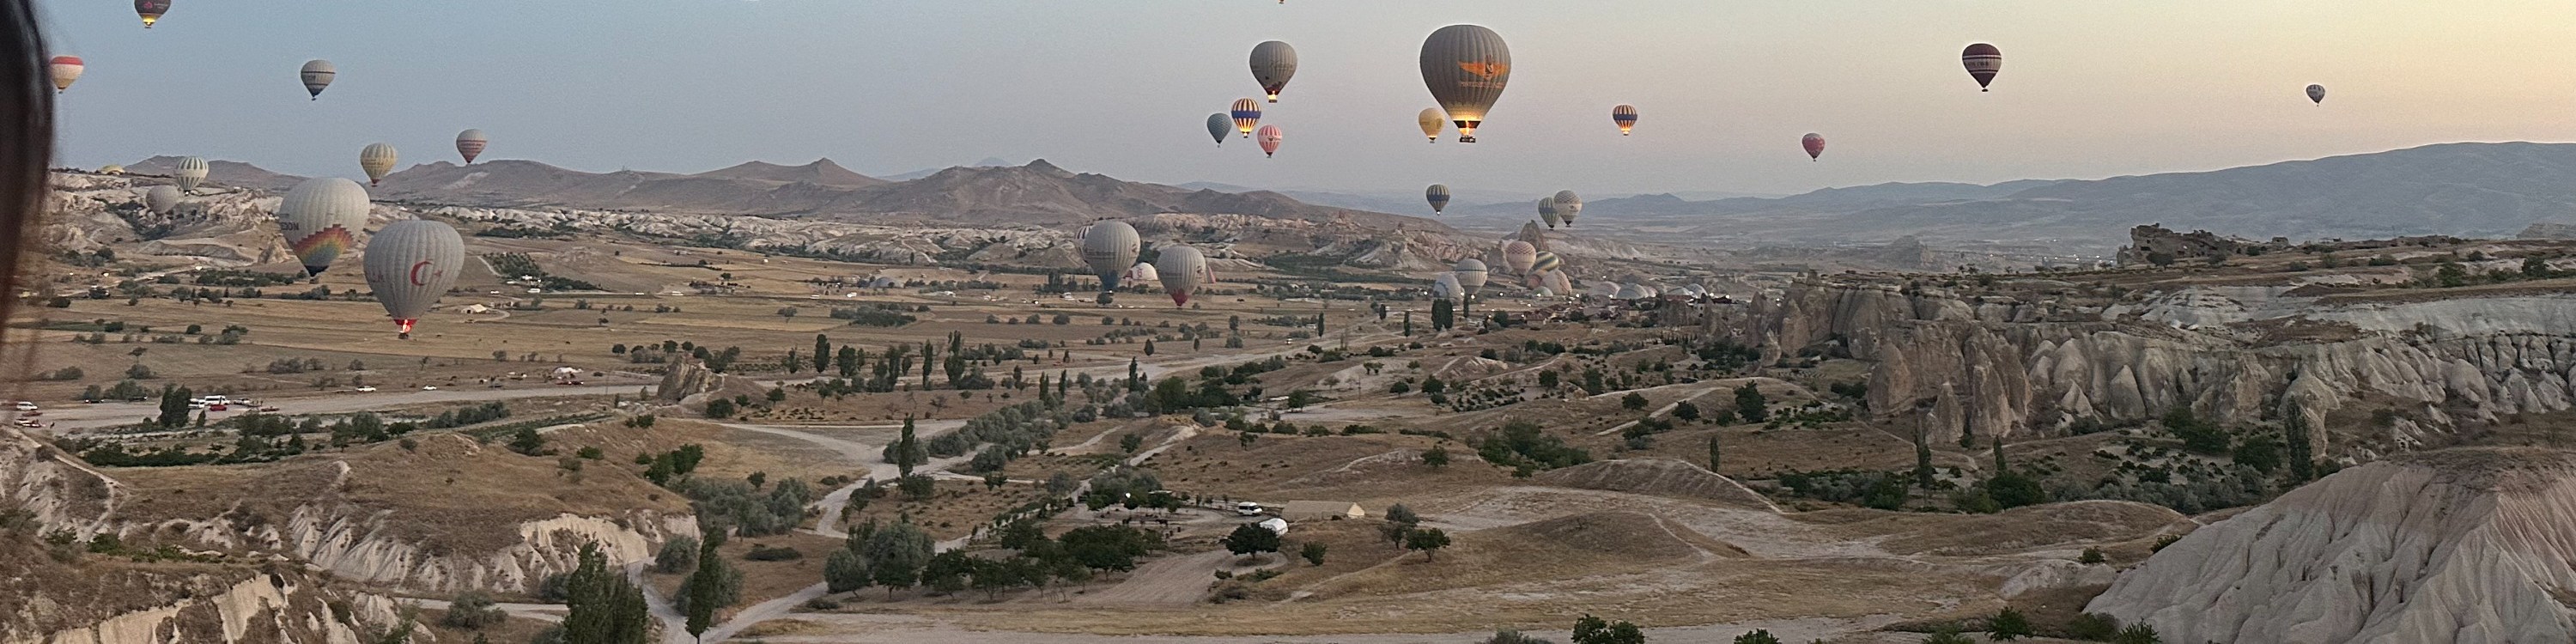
[1989,607,2032,641]
[1730,629,1782,644]
[654,537,700,574]
[437,591,507,629]
[744,544,802,562]
[2067,613,2121,641]
[2078,547,2105,564]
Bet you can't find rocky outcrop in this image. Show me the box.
[1762,277,2576,454]
[2087,447,2576,643]
[0,428,121,536]
[5,572,404,644]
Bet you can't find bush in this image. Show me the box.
[2078,547,2105,564]
[2111,623,2163,644]
[744,544,802,561]
[437,591,507,629]
[1730,629,1782,644]
[2067,613,2122,641]
[1921,631,1974,644]
[1989,607,2032,641]
[654,537,700,574]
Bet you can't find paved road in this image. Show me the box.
[33,381,654,433]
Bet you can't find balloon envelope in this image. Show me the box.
[359,143,398,185]
[1611,104,1637,135]
[1255,125,1284,157]
[1250,40,1298,102]
[1153,246,1210,307]
[362,219,465,337]
[1802,133,1826,160]
[1425,184,1450,213]
[143,185,181,215]
[1500,240,1536,274]
[455,130,489,163]
[1431,272,1462,302]
[1961,43,2002,90]
[1552,191,1583,227]
[276,177,372,276]
[2306,84,2326,104]
[1531,251,1562,274]
[1205,113,1231,145]
[134,0,168,27]
[1124,262,1158,284]
[1080,222,1141,290]
[47,56,81,93]
[1538,197,1560,228]
[173,156,209,191]
[1419,25,1510,143]
[1230,98,1262,137]
[301,59,336,99]
[1452,258,1489,296]
[1416,108,1445,143]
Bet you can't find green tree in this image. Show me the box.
[1431,299,1454,331]
[1920,630,1974,644]
[2111,623,2164,644]
[889,416,925,477]
[1705,434,1722,472]
[1299,542,1327,566]
[1672,400,1699,422]
[558,544,651,644]
[704,398,735,419]
[653,536,699,574]
[1421,445,1449,468]
[2285,411,2318,483]
[1621,392,1648,410]
[437,591,507,630]
[1729,629,1782,644]
[1989,607,2032,641]
[1571,614,1646,644]
[1403,527,1450,561]
[1119,433,1144,454]
[863,521,935,598]
[508,427,546,456]
[680,539,738,638]
[157,385,192,428]
[1143,338,1156,355]
[823,548,870,593]
[1224,523,1283,558]
[1733,383,1768,423]
[835,345,860,378]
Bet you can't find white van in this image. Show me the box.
[1235,501,1266,517]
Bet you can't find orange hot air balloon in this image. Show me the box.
[1230,98,1262,137]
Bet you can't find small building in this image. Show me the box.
[1281,501,1364,521]
[1257,517,1289,536]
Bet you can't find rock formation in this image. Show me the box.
[2087,447,2576,643]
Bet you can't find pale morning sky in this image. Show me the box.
[37,0,2576,198]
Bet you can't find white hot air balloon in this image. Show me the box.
[1123,262,1159,284]
[1499,240,1537,275]
[1452,258,1489,298]
[358,143,398,185]
[1431,272,1462,303]
[455,129,489,163]
[143,185,181,215]
[362,219,465,339]
[1080,221,1141,294]
[1153,245,1210,307]
[300,59,336,100]
[173,156,209,191]
[1552,190,1583,227]
[275,177,373,276]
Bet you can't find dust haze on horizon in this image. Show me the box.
[37,0,2576,199]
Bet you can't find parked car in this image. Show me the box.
[354,386,379,392]
[12,401,36,411]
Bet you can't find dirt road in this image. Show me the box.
[1069,550,1230,605]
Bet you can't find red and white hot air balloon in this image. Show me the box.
[47,56,82,94]
[1255,125,1284,157]
[1801,133,1826,161]
[454,130,488,164]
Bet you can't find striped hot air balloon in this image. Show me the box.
[1961,44,2002,91]
[47,56,81,94]
[358,143,398,185]
[173,156,209,191]
[275,178,372,276]
[1230,98,1262,137]
[1255,125,1284,157]
[1425,184,1450,214]
[1538,197,1559,228]
[1250,41,1298,102]
[301,60,336,100]
[1531,251,1563,274]
[1611,105,1638,136]
[455,130,488,163]
[1802,133,1826,161]
[363,219,465,339]
[134,0,169,28]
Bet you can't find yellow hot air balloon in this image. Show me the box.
[1230,98,1262,137]
[358,143,398,185]
[1417,108,1445,143]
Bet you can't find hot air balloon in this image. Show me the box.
[1431,273,1462,303]
[173,156,209,191]
[1802,133,1826,161]
[300,60,336,100]
[455,130,488,163]
[1961,44,2002,91]
[1552,191,1583,228]
[1616,283,1649,301]
[1153,245,1210,307]
[275,178,372,276]
[1206,113,1231,145]
[1532,251,1562,274]
[359,143,398,185]
[1419,25,1510,143]
[47,56,81,94]
[1452,258,1489,298]
[1255,125,1284,157]
[1499,240,1536,274]
[1417,108,1445,143]
[1124,262,1158,284]
[1611,105,1637,136]
[1538,197,1560,228]
[1080,221,1141,293]
[363,219,465,339]
[1250,41,1298,103]
[1425,184,1451,214]
[1230,99,1262,137]
[134,0,169,28]
[2306,84,2326,105]
[99,165,125,175]
[143,186,181,215]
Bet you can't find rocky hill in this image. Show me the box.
[1531,143,2576,252]
[2086,447,2576,642]
[691,158,884,187]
